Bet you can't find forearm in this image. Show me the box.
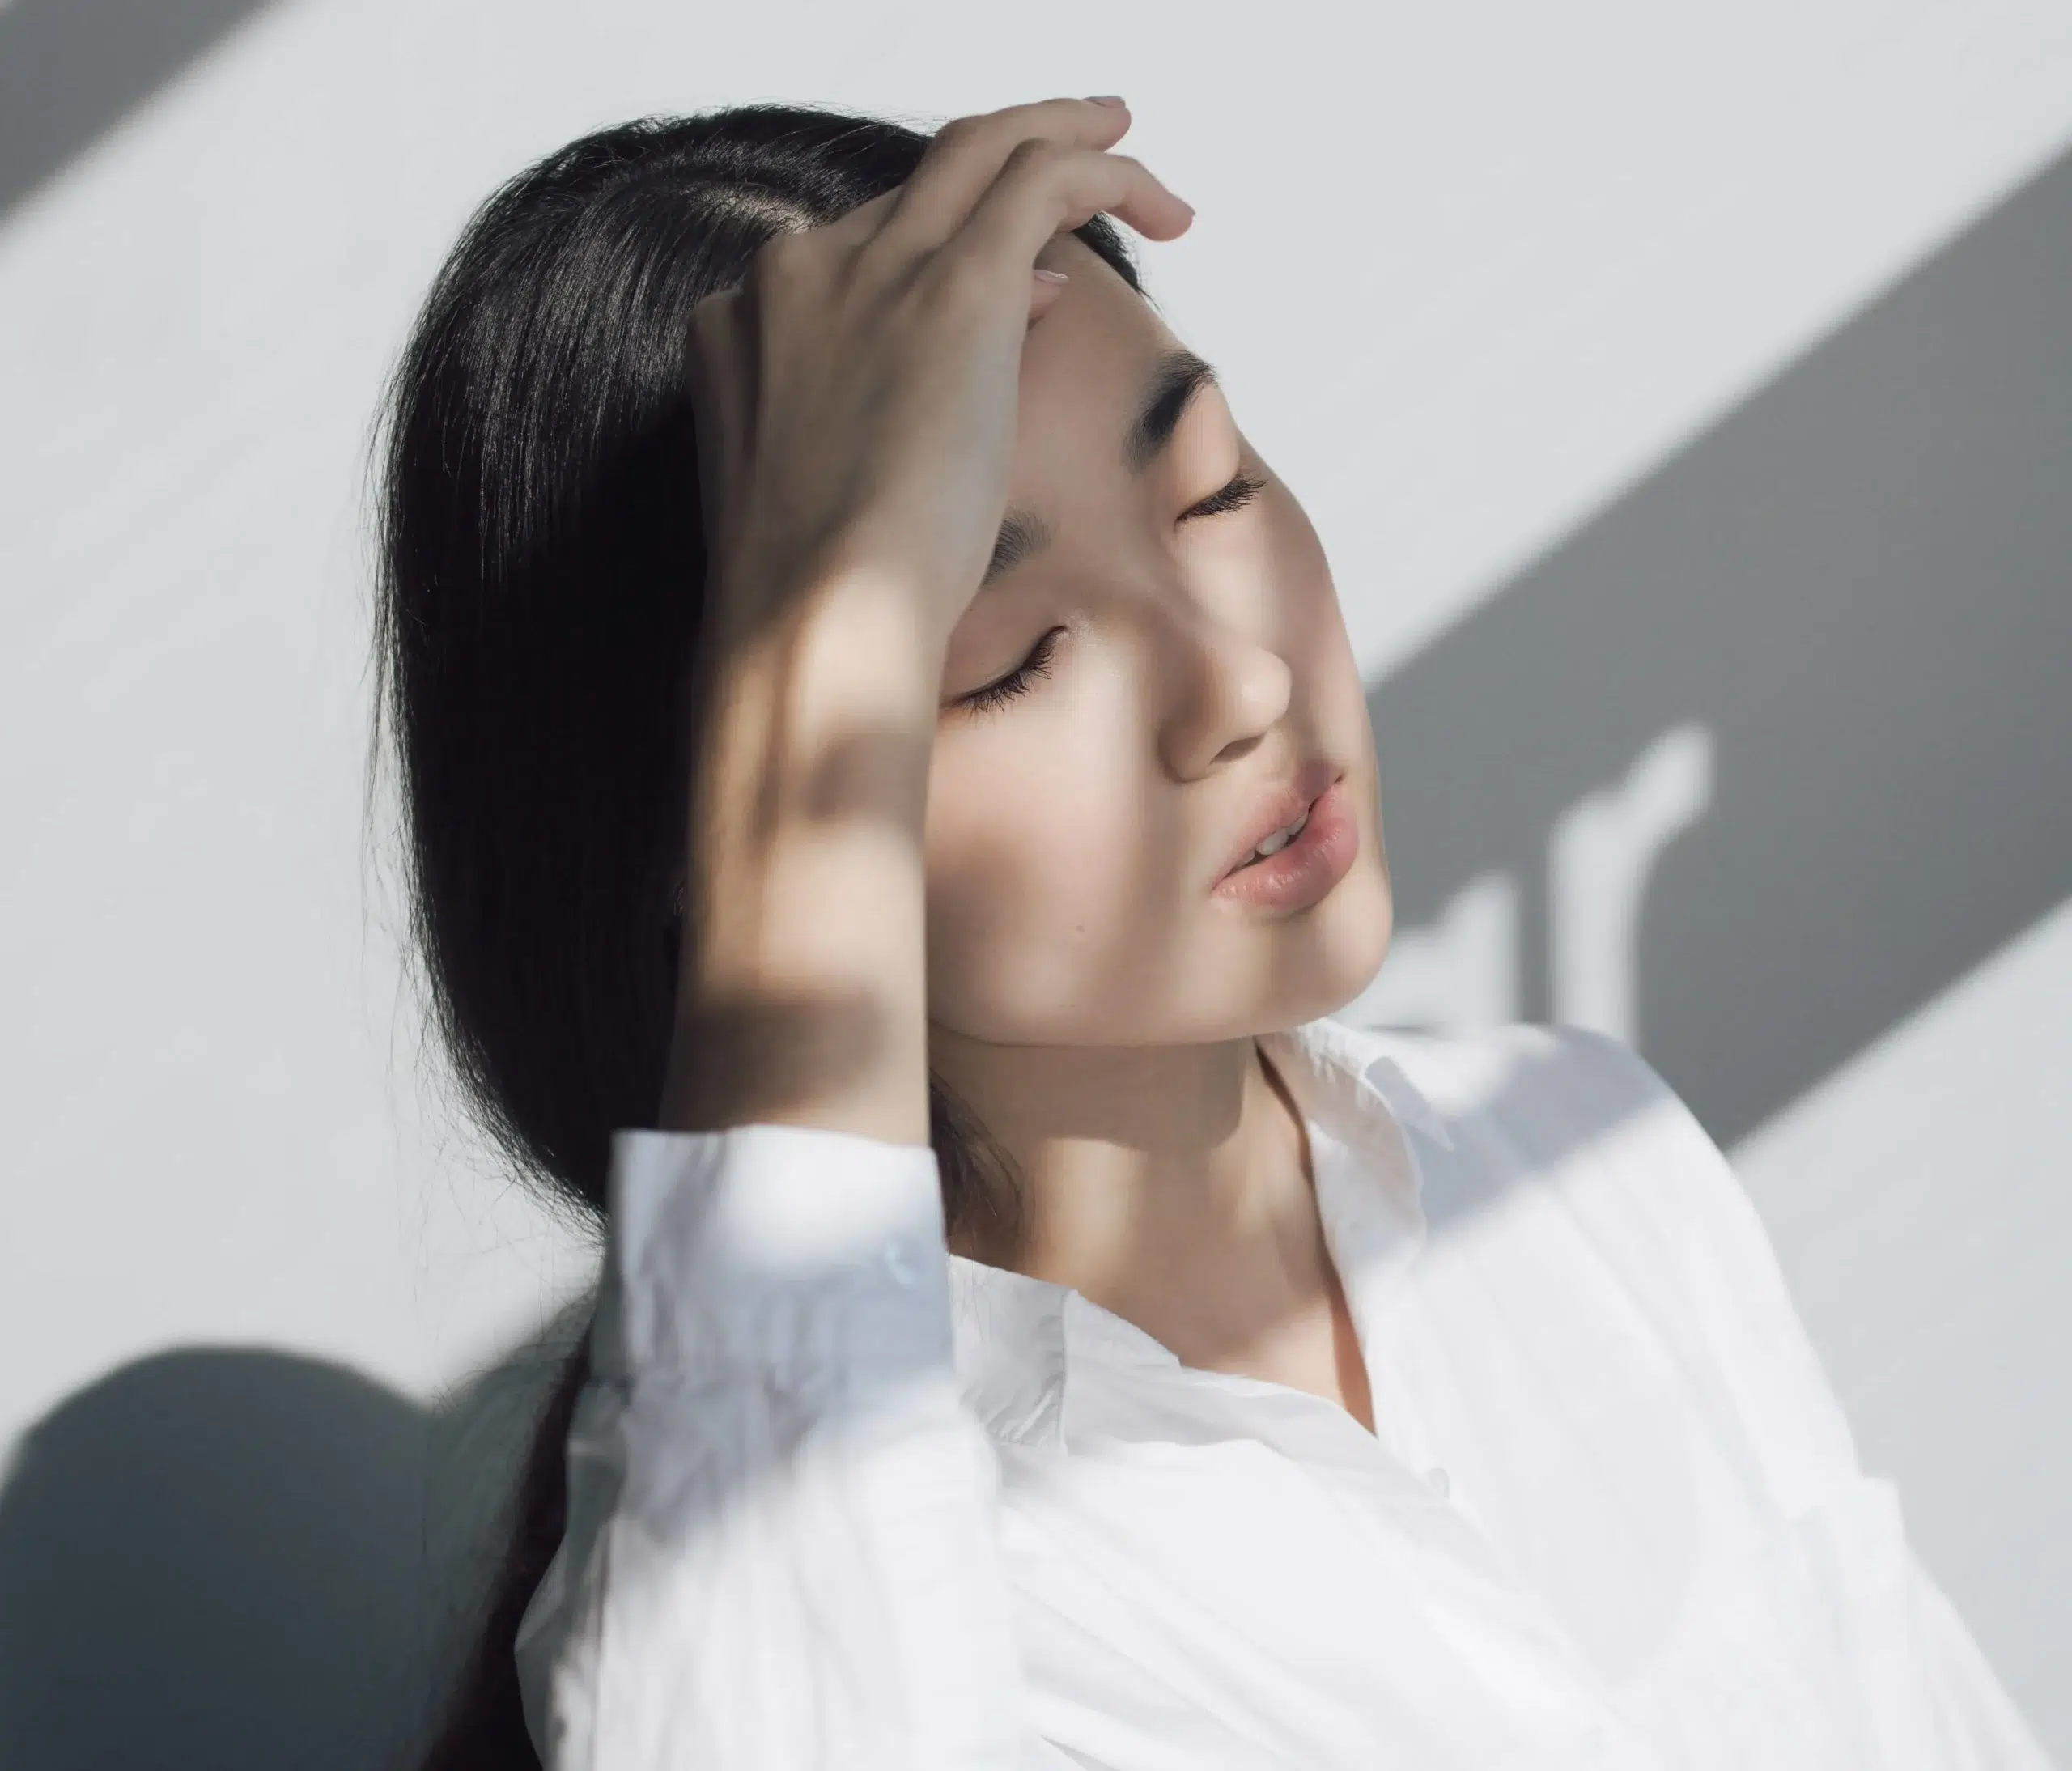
[516,1124,1054,1771]
[660,575,944,1146]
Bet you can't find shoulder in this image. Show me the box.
[1341,1017,1709,1197]
[1343,1017,1758,1280]
[1335,1019,1863,1507]
[1361,1016,1666,1108]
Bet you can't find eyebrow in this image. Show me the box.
[980,347,1221,589]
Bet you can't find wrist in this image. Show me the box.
[662,573,941,1140]
[694,572,943,850]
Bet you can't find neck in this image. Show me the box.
[929,1028,1329,1366]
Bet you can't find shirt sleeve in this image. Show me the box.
[509,1120,1082,1771]
[1535,1023,2058,1770]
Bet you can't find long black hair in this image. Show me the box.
[370,104,1147,1769]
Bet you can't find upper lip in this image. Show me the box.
[1216,758,1344,881]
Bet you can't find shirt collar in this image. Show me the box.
[1263,1015,1455,1153]
[946,1017,1450,1447]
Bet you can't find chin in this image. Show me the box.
[1302,857,1394,1023]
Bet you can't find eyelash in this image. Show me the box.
[958,624,1064,713]
[1182,468,1269,520]
[954,470,1268,715]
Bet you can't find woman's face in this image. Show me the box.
[923,233,1392,1047]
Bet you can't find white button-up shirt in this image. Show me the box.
[513,1019,2055,1769]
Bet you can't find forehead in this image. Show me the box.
[1017,234,1196,452]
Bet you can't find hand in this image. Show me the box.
[683,96,1195,655]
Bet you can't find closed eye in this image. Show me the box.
[950,472,1265,718]
[952,625,1065,716]
[1181,469,1268,522]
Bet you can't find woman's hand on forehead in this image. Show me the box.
[683,96,1194,654]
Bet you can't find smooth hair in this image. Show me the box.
[371,104,1147,1769]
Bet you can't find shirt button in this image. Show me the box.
[880,1242,918,1287]
[1424,1465,1451,1499]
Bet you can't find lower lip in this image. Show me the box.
[1212,778,1359,914]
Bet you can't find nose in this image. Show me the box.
[1156,605,1294,781]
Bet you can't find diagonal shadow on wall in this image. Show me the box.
[1365,142,2072,1147]
[0,0,280,222]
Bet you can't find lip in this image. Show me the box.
[1212,764,1358,915]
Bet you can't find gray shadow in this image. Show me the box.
[1366,143,2072,1145]
[0,0,280,222]
[0,1321,590,1771]
[0,1349,435,1770]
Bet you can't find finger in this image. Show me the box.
[872,97,1137,253]
[957,141,1192,284]
[686,289,750,451]
[1026,265,1071,323]
[684,287,754,552]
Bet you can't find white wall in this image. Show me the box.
[2,1,2067,1764]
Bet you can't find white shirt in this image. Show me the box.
[512,1018,2055,1769]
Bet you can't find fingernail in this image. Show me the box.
[1085,95,1127,107]
[1033,268,1070,283]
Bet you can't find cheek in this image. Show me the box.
[1265,492,1354,675]
[1272,495,1375,778]
[1263,492,1396,966]
[923,704,1176,1038]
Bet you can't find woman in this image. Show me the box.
[380,97,2053,1769]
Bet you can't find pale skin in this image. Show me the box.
[660,98,1393,1433]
